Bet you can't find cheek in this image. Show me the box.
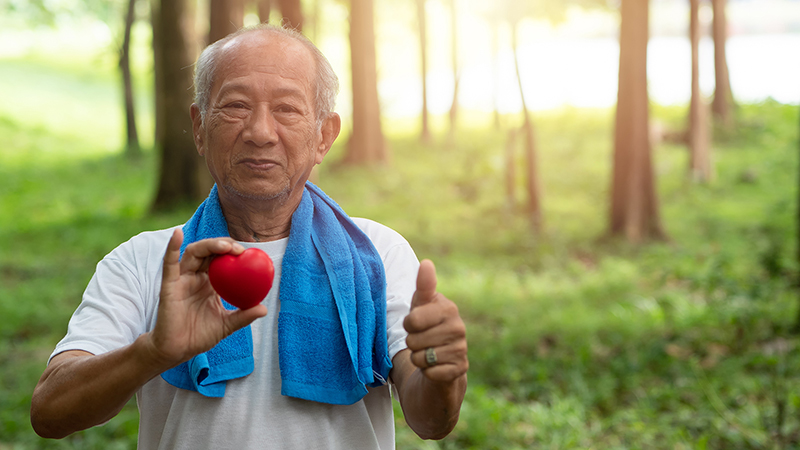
[205,121,241,154]
[282,124,318,157]
[206,119,233,139]
[202,126,237,176]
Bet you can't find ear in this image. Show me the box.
[190,103,205,156]
[315,112,341,164]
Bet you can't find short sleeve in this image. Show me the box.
[352,218,419,360]
[381,243,419,359]
[49,229,172,363]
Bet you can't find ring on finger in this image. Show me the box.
[425,347,438,367]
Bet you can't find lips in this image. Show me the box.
[239,157,280,171]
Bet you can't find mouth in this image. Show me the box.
[239,158,279,171]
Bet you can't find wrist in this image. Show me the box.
[133,332,182,376]
[402,369,466,439]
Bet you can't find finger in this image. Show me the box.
[410,259,438,310]
[403,296,460,335]
[162,228,184,283]
[409,340,468,371]
[181,238,243,274]
[404,312,466,350]
[421,361,469,383]
[224,304,268,335]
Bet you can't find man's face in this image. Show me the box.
[192,32,337,204]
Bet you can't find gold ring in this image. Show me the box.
[425,347,438,367]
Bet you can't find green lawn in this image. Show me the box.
[1,55,799,449]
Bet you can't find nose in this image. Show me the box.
[242,104,278,147]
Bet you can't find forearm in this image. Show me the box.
[397,363,467,439]
[31,333,171,438]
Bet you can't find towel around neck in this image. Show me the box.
[160,182,392,405]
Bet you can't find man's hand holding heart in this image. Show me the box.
[146,229,268,369]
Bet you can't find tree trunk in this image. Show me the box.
[609,0,665,242]
[209,0,244,43]
[689,0,712,182]
[121,0,140,158]
[511,21,542,232]
[309,0,319,41]
[796,104,800,333]
[151,0,204,211]
[505,128,517,208]
[711,0,734,125]
[258,0,271,23]
[276,0,303,31]
[446,0,458,147]
[152,0,163,156]
[343,0,386,164]
[491,12,501,131]
[416,0,431,144]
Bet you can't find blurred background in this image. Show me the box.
[1,0,799,448]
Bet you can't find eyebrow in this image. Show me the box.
[216,82,306,101]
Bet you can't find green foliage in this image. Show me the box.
[1,55,799,449]
[2,0,125,28]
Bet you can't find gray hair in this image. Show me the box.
[193,24,339,128]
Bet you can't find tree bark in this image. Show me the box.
[276,0,303,31]
[689,0,712,182]
[258,0,271,23]
[505,128,517,208]
[796,104,800,333]
[711,0,734,125]
[209,0,244,43]
[151,0,204,211]
[446,0,458,147]
[511,20,541,232]
[416,0,431,144]
[309,0,320,40]
[343,0,386,164]
[609,0,665,242]
[491,12,501,131]
[121,0,140,158]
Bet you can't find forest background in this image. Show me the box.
[1,0,800,448]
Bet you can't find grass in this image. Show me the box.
[1,54,799,449]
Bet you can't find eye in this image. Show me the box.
[228,102,247,109]
[275,104,299,114]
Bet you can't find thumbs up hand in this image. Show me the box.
[403,260,469,383]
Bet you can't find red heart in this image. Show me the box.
[209,248,274,310]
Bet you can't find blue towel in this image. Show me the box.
[161,182,392,404]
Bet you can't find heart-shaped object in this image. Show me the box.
[209,248,274,310]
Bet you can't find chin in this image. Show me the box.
[223,182,291,203]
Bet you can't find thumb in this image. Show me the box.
[411,259,437,309]
[225,304,268,334]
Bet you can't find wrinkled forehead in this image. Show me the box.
[214,30,316,91]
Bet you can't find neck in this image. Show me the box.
[217,186,302,242]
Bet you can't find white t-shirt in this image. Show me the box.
[51,218,419,450]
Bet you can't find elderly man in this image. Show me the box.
[30,24,468,449]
